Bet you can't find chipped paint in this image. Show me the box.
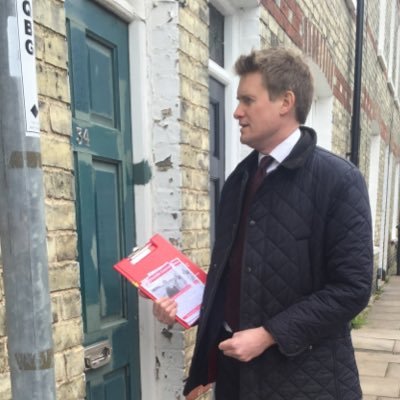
[155,155,173,171]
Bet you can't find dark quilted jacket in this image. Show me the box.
[184,127,373,399]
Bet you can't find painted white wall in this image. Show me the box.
[378,146,393,278]
[128,16,159,400]
[305,61,333,151]
[391,162,400,241]
[143,2,186,400]
[368,134,381,249]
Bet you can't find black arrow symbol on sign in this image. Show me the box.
[31,104,38,118]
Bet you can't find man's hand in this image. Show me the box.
[218,327,276,362]
[152,297,177,325]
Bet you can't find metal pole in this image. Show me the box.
[350,0,365,167]
[0,1,56,399]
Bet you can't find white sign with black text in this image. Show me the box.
[16,0,40,136]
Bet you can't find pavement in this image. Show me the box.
[352,275,400,400]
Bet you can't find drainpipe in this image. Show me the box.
[350,0,365,167]
[0,1,56,399]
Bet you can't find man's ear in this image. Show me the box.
[280,90,296,116]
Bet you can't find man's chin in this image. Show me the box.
[240,135,251,146]
[240,134,248,144]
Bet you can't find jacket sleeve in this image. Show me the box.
[263,167,373,357]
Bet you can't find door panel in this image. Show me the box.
[66,1,140,398]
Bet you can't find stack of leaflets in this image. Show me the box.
[114,234,207,328]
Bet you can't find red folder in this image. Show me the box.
[114,234,207,328]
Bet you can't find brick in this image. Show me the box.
[181,76,208,108]
[0,372,11,400]
[47,235,57,263]
[180,123,208,149]
[182,211,203,230]
[41,135,73,170]
[64,346,84,380]
[0,306,5,337]
[38,99,51,133]
[34,23,45,59]
[44,170,75,200]
[37,63,70,103]
[179,52,208,87]
[181,230,197,249]
[50,104,72,136]
[54,351,66,383]
[56,375,85,400]
[0,339,9,374]
[44,34,68,69]
[34,0,67,35]
[51,290,81,323]
[48,263,80,292]
[182,168,208,190]
[52,318,83,352]
[45,200,76,231]
[196,231,210,248]
[55,234,77,262]
[0,273,3,302]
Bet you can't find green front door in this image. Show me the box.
[66,1,140,398]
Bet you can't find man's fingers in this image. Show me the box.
[218,338,232,351]
[153,297,177,324]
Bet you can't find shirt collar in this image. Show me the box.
[258,128,301,165]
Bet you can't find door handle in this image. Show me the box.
[84,340,112,371]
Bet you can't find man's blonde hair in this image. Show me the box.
[235,47,314,124]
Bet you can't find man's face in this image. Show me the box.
[234,72,285,153]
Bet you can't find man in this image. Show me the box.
[154,47,373,399]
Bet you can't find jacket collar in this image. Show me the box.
[280,126,317,169]
[235,126,317,175]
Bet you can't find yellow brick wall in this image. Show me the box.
[178,0,211,276]
[0,1,84,399]
[35,0,85,397]
[178,1,211,398]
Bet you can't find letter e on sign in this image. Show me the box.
[16,0,40,136]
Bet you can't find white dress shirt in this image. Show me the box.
[258,128,301,174]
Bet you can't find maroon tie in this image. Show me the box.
[224,155,274,331]
[247,155,274,200]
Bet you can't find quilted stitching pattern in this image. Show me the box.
[184,128,372,399]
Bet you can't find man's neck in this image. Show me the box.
[258,123,300,154]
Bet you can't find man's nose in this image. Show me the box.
[233,104,243,119]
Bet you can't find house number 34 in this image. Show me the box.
[76,127,90,146]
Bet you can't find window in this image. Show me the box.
[378,0,399,89]
[209,77,225,245]
[387,0,398,89]
[209,4,224,67]
[208,4,226,245]
[208,0,260,244]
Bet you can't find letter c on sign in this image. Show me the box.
[22,0,31,17]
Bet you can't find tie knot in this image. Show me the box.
[257,155,273,176]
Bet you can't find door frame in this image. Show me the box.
[79,1,157,399]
